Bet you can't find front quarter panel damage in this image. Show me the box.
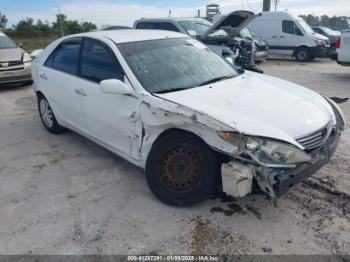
[138,95,239,168]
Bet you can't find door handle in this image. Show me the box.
[280,36,285,39]
[75,88,87,97]
[39,73,48,80]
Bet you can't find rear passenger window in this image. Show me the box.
[158,22,179,32]
[136,22,155,29]
[80,39,124,83]
[136,22,179,32]
[45,39,81,75]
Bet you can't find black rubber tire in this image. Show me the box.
[295,47,311,62]
[145,132,219,206]
[38,94,65,134]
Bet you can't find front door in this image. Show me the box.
[76,38,142,160]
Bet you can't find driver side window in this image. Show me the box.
[79,39,125,83]
[282,20,303,36]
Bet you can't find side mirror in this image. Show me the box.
[222,48,234,58]
[30,49,44,59]
[100,79,132,95]
[18,43,23,48]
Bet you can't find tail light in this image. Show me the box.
[336,37,341,49]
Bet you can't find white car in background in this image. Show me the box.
[31,30,345,206]
[332,29,350,66]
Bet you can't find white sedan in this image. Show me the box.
[32,30,345,206]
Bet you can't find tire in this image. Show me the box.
[145,132,219,206]
[295,47,311,62]
[38,95,65,134]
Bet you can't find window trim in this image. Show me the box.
[44,37,82,76]
[78,37,126,84]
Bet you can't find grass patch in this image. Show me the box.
[11,36,58,52]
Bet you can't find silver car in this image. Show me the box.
[0,31,32,85]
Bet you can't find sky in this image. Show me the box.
[1,0,350,28]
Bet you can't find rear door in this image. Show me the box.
[249,18,281,55]
[38,38,83,128]
[76,38,142,159]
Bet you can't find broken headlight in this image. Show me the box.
[218,132,312,166]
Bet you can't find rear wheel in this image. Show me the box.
[38,95,65,134]
[295,47,311,62]
[145,132,219,206]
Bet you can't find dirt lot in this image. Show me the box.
[0,59,349,256]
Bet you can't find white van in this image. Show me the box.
[248,12,330,61]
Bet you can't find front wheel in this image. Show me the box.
[38,95,65,134]
[145,132,219,206]
[295,47,311,62]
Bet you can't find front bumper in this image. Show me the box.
[271,127,340,197]
[0,62,32,85]
[254,50,268,61]
[310,45,328,58]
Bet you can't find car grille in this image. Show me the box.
[296,123,332,150]
[0,60,23,68]
[8,60,23,66]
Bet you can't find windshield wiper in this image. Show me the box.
[154,87,189,94]
[198,75,233,87]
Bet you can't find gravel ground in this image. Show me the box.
[0,58,349,256]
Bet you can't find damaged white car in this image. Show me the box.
[31,30,346,206]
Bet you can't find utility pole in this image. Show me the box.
[168,10,172,18]
[57,5,65,37]
[262,0,271,12]
[273,0,280,11]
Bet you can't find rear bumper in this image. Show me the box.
[273,127,340,197]
[0,62,32,85]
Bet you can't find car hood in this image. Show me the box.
[156,71,333,147]
[202,10,260,39]
[314,32,329,41]
[0,48,23,62]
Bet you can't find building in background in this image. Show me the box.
[206,4,220,21]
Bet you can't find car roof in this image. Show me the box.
[67,29,187,44]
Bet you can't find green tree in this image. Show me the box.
[14,17,35,32]
[0,12,8,29]
[299,14,349,30]
[81,22,97,32]
[36,19,51,34]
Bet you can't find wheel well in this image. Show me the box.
[293,46,310,57]
[36,91,44,99]
[153,128,227,161]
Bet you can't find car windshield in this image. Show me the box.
[0,33,17,49]
[178,20,227,38]
[118,38,239,94]
[296,19,314,34]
